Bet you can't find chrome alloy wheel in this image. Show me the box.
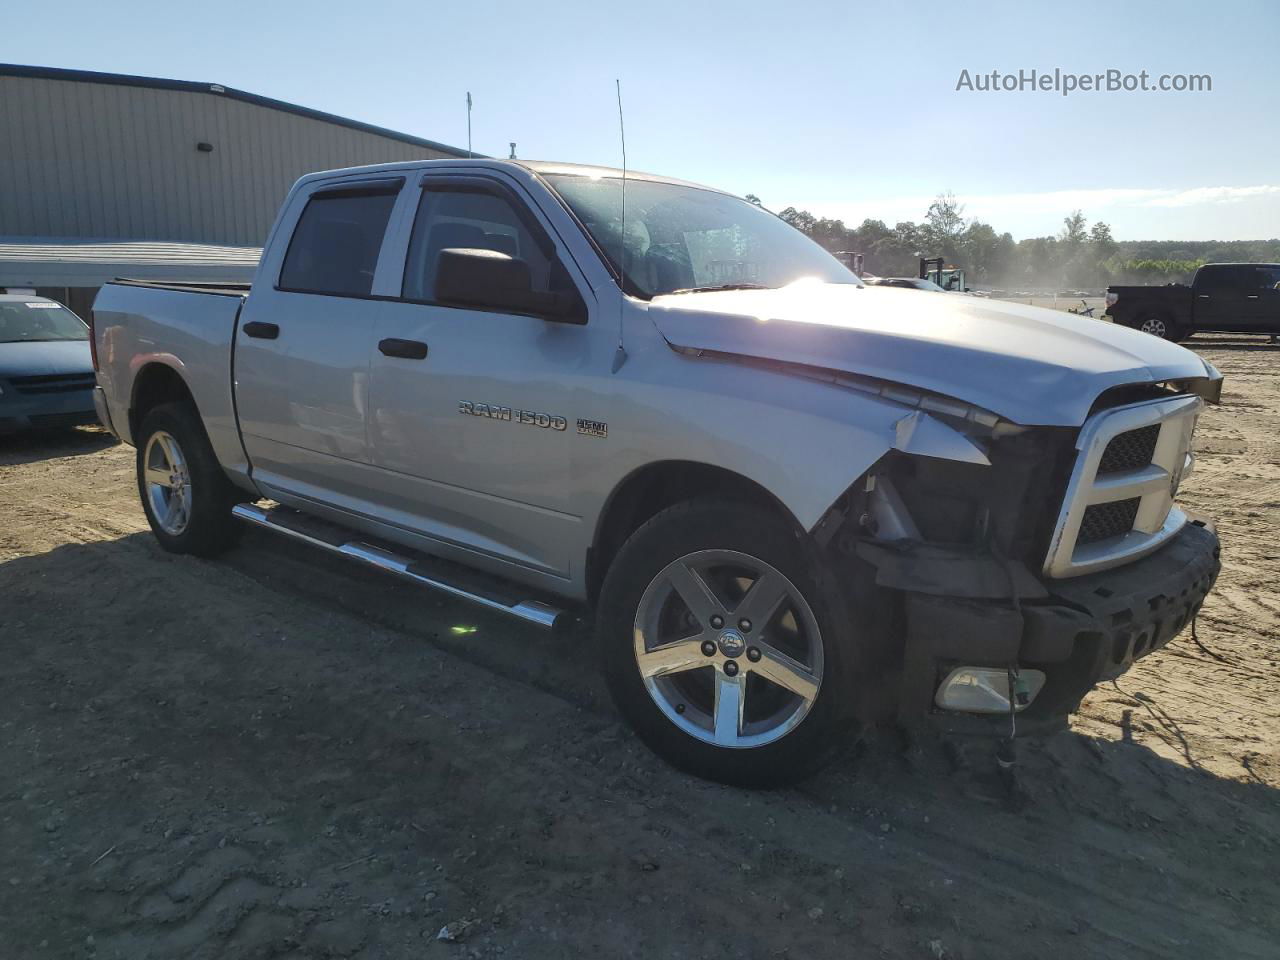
[1140,316,1168,338]
[633,549,824,749]
[143,430,192,535]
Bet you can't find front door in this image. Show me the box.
[365,176,598,578]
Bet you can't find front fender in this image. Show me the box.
[587,349,992,535]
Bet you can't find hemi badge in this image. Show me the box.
[577,418,608,439]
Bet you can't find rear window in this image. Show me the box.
[279,185,400,297]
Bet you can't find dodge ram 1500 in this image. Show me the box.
[92,158,1223,785]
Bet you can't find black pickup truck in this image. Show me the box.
[1106,262,1280,340]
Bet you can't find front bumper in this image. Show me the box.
[0,388,98,434]
[896,518,1220,733]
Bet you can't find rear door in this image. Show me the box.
[364,173,596,578]
[1191,265,1251,330]
[234,176,407,501]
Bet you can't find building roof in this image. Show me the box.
[0,63,471,158]
[0,237,260,287]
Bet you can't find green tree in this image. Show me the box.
[1088,221,1118,262]
[777,207,816,235]
[1059,210,1089,249]
[924,192,967,252]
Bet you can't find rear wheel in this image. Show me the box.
[1138,313,1183,341]
[135,403,242,556]
[597,501,859,787]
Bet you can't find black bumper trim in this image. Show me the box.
[897,519,1221,730]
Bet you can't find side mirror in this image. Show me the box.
[435,248,573,319]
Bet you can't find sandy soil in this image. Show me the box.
[1,334,1277,960]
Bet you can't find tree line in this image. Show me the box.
[758,193,1280,290]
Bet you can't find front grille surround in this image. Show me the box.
[1044,395,1201,578]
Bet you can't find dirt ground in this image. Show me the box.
[2,334,1277,960]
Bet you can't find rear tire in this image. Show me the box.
[1137,313,1183,341]
[135,403,242,557]
[597,500,860,787]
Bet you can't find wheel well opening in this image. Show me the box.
[130,364,195,436]
[586,461,795,604]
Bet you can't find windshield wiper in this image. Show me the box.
[666,282,774,295]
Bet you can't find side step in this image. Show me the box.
[231,503,566,631]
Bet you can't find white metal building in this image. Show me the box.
[0,63,468,315]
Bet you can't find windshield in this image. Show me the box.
[545,175,858,297]
[0,301,89,343]
[911,279,947,292]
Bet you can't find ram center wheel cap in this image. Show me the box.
[717,628,746,658]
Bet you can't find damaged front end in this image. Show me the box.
[815,387,1222,735]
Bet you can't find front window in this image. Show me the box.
[403,187,556,301]
[0,301,88,343]
[544,175,857,298]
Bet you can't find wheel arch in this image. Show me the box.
[586,460,800,605]
[1131,300,1177,328]
[129,361,197,439]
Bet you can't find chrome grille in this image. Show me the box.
[1044,395,1201,578]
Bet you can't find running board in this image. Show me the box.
[231,503,565,630]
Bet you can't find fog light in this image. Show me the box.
[935,667,1046,714]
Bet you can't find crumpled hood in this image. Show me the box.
[0,340,93,379]
[647,282,1215,426]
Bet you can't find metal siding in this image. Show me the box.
[0,75,456,246]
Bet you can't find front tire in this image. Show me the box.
[597,501,859,787]
[135,403,241,557]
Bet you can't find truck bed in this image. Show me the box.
[92,279,250,475]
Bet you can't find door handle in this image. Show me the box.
[1197,295,1210,299]
[1246,294,1260,299]
[242,321,280,339]
[378,338,429,360]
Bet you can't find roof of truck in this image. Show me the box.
[295,157,734,198]
[510,160,728,193]
[1197,262,1280,268]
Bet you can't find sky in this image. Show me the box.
[3,0,1277,241]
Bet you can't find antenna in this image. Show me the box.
[466,92,473,158]
[611,78,628,374]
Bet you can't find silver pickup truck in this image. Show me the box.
[92,158,1223,785]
